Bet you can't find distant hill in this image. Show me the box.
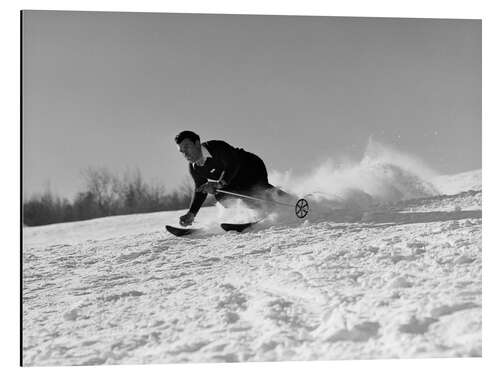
[432,169,482,195]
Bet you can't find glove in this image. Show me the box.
[196,181,222,195]
[179,212,195,227]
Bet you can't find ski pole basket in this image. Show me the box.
[295,198,309,218]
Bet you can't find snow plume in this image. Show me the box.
[215,199,262,224]
[196,188,305,229]
[270,138,440,211]
[213,189,300,225]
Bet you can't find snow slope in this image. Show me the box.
[22,170,482,365]
[432,169,482,195]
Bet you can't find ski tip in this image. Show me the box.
[165,225,197,237]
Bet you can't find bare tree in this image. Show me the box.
[178,175,194,199]
[81,167,121,215]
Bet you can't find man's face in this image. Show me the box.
[178,138,202,163]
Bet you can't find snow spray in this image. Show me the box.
[269,138,440,211]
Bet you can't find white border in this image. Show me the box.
[3,1,498,374]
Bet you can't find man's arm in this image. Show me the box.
[188,165,208,215]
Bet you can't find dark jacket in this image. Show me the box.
[187,140,269,215]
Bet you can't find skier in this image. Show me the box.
[175,130,281,227]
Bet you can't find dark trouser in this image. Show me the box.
[214,152,275,208]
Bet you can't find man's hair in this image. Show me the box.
[174,130,200,144]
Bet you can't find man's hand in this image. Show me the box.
[196,181,222,195]
[179,212,195,227]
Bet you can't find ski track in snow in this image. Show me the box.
[23,189,481,365]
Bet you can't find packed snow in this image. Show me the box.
[22,164,482,365]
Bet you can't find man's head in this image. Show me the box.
[175,130,202,163]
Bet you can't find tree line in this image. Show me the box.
[23,168,208,226]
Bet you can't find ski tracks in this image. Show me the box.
[22,191,482,364]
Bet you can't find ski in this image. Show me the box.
[220,222,256,233]
[165,225,199,237]
[167,222,257,236]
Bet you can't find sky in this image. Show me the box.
[22,11,481,200]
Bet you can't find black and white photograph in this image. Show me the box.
[21,10,481,366]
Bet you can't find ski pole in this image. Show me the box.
[215,189,309,218]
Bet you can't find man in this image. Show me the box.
[175,130,278,227]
